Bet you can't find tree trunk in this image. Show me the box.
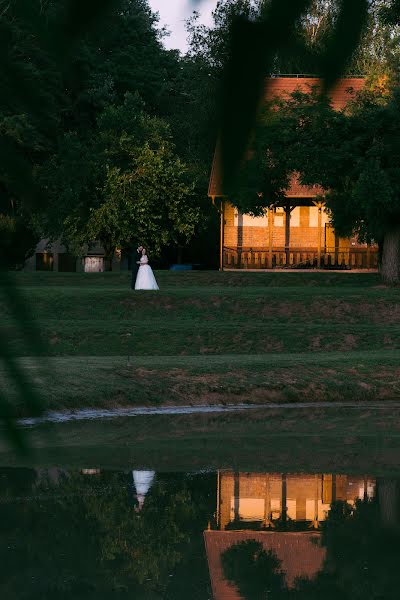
[102,242,115,272]
[380,225,400,284]
[176,246,183,265]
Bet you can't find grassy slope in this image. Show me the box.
[2,271,400,414]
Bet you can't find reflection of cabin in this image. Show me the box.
[216,471,375,530]
[204,471,376,599]
[209,76,379,271]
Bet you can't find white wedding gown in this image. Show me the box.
[135,255,159,290]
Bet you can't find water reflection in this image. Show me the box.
[132,470,156,512]
[0,468,214,599]
[0,468,399,599]
[209,473,377,599]
[216,473,376,529]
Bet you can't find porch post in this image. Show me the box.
[284,203,292,267]
[264,474,273,528]
[313,200,324,269]
[52,251,59,273]
[312,474,319,529]
[268,207,273,269]
[233,471,240,522]
[219,199,225,272]
[281,473,287,523]
[318,206,322,268]
[334,233,339,267]
[216,471,221,528]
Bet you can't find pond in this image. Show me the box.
[1,467,399,599]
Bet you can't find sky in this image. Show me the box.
[148,0,217,53]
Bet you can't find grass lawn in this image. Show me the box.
[1,270,400,415]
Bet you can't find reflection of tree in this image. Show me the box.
[0,470,214,599]
[221,540,286,600]
[295,488,400,599]
[319,494,400,599]
[3,470,400,599]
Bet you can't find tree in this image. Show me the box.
[0,469,214,599]
[0,215,38,270]
[1,0,196,266]
[67,143,199,260]
[353,1,400,79]
[25,0,211,264]
[39,91,199,260]
[0,0,63,268]
[309,493,400,599]
[343,90,400,282]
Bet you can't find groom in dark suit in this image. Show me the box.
[131,245,143,289]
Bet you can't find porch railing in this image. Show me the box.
[223,247,379,270]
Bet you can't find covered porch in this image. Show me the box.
[217,198,378,270]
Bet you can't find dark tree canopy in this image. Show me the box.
[0,0,211,267]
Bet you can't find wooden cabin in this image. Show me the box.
[209,76,379,270]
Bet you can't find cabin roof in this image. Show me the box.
[204,530,325,600]
[208,76,365,199]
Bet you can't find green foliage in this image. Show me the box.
[1,0,205,264]
[0,470,213,598]
[379,0,400,26]
[0,0,66,264]
[296,493,400,599]
[38,132,101,247]
[88,144,198,255]
[41,94,199,257]
[0,215,38,270]
[29,2,205,258]
[327,89,400,244]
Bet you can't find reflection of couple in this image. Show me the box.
[131,245,159,290]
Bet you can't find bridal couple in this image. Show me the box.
[131,245,159,290]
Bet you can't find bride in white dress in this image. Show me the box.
[134,248,159,290]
